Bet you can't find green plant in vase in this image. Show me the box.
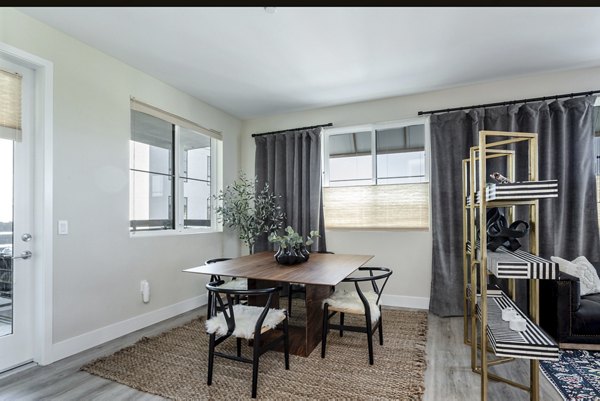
[214,173,284,254]
[268,226,320,265]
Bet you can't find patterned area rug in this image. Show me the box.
[82,302,428,400]
[540,350,600,400]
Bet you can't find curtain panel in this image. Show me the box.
[254,128,327,253]
[429,96,600,317]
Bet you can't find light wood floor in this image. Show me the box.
[424,313,561,401]
[0,307,562,400]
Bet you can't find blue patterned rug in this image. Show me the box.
[540,350,600,400]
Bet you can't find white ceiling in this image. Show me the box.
[19,7,600,119]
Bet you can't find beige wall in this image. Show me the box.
[241,65,600,305]
[0,8,242,343]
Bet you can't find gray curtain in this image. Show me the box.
[429,96,600,317]
[254,128,327,252]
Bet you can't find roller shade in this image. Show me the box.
[0,69,22,142]
[323,183,429,229]
[130,98,222,141]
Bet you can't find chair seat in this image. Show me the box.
[324,290,381,323]
[219,278,248,290]
[205,304,286,339]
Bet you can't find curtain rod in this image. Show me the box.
[417,89,600,116]
[251,123,333,138]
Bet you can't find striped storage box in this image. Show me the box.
[476,292,559,361]
[467,180,558,205]
[485,180,558,201]
[487,248,558,280]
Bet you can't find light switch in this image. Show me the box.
[58,220,69,235]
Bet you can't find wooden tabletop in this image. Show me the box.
[183,251,374,287]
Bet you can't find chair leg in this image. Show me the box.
[288,283,293,317]
[366,318,374,365]
[321,303,329,359]
[207,333,216,385]
[237,337,242,357]
[206,292,213,320]
[283,315,290,370]
[251,336,260,398]
[339,312,345,337]
[378,314,384,346]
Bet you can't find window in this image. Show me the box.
[129,99,222,233]
[322,118,430,229]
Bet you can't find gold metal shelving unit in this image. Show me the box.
[462,131,559,401]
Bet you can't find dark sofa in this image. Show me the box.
[540,261,600,349]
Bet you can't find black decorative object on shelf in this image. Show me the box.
[486,207,529,252]
[490,171,512,184]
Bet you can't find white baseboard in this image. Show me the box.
[381,294,430,310]
[48,294,208,364]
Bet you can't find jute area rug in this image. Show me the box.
[82,301,428,400]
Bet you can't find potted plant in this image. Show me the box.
[214,173,285,254]
[268,226,320,265]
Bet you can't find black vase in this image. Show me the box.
[275,246,308,265]
[298,245,310,261]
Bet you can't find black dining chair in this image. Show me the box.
[205,258,248,317]
[205,281,289,399]
[321,267,392,365]
[286,251,335,317]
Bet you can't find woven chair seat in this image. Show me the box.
[324,290,381,323]
[218,278,248,291]
[205,304,286,339]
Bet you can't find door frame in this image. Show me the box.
[0,42,54,366]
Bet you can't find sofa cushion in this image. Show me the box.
[572,296,600,335]
[552,256,600,296]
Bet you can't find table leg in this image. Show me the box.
[246,279,280,308]
[304,284,333,356]
[246,280,332,357]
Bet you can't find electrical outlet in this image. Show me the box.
[58,220,69,235]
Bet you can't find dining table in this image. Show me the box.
[183,251,373,357]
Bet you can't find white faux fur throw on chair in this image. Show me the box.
[323,290,381,323]
[205,304,286,339]
[218,278,248,291]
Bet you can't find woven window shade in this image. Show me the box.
[0,69,22,142]
[323,183,429,229]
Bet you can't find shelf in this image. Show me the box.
[485,180,558,201]
[466,179,558,206]
[487,248,558,280]
[476,291,559,361]
[466,283,503,299]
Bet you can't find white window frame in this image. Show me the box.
[129,109,222,237]
[322,116,431,187]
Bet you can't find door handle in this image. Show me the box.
[12,251,32,260]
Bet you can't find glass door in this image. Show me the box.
[0,137,14,337]
[0,58,35,372]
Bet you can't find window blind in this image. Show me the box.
[0,69,22,142]
[130,98,222,141]
[323,183,429,229]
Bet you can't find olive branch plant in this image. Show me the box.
[214,173,285,254]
